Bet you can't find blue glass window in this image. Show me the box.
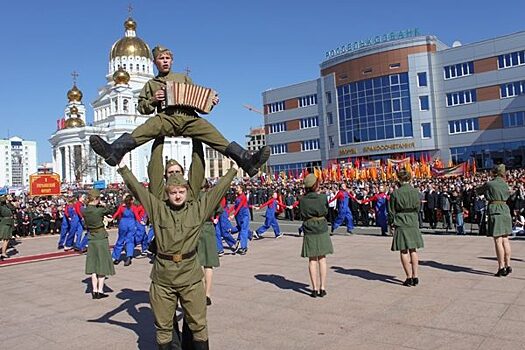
[417,72,427,87]
[419,96,429,110]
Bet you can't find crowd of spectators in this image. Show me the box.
[3,168,525,239]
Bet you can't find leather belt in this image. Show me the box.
[306,216,325,222]
[157,250,196,263]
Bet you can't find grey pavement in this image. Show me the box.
[1,216,525,350]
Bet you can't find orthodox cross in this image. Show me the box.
[71,71,79,85]
[184,66,191,76]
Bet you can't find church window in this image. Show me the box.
[137,64,140,71]
[114,99,118,112]
[123,99,129,112]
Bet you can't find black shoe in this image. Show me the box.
[225,142,270,177]
[218,251,224,257]
[90,133,137,167]
[310,290,318,298]
[412,277,419,286]
[403,278,413,287]
[237,248,247,255]
[92,292,99,299]
[319,289,327,297]
[495,268,507,277]
[124,257,132,266]
[113,259,121,265]
[506,266,513,275]
[206,296,212,306]
[57,245,64,250]
[97,292,109,299]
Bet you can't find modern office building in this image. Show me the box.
[245,126,266,153]
[0,137,37,188]
[263,28,525,172]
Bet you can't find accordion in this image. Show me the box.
[164,81,217,115]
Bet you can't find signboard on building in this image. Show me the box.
[324,28,420,60]
[29,173,61,196]
[93,180,107,190]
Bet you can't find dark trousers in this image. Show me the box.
[285,208,294,221]
[426,208,437,228]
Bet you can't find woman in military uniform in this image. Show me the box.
[0,195,14,260]
[299,174,333,298]
[477,164,513,276]
[84,189,115,299]
[389,169,424,287]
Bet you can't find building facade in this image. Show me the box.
[49,16,192,185]
[263,29,525,171]
[0,137,37,188]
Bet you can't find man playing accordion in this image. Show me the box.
[90,45,269,177]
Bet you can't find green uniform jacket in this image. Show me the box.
[118,165,235,288]
[83,204,115,276]
[0,203,14,240]
[388,183,424,251]
[299,191,333,258]
[478,176,512,236]
[138,72,197,117]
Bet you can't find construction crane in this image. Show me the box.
[242,104,263,115]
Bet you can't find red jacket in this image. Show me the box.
[112,204,141,221]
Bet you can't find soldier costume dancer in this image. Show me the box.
[477,164,513,277]
[299,174,333,298]
[252,192,286,239]
[111,195,141,266]
[361,185,389,236]
[83,189,115,299]
[117,149,236,350]
[389,169,424,287]
[0,195,14,260]
[328,182,356,234]
[89,45,269,177]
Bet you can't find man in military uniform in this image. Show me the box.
[90,45,269,177]
[117,150,236,349]
[0,195,15,260]
[477,164,513,276]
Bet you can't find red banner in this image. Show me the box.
[29,173,61,196]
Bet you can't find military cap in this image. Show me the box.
[166,173,188,187]
[88,189,101,198]
[397,168,411,182]
[152,45,172,59]
[493,164,506,176]
[166,158,182,169]
[304,174,318,189]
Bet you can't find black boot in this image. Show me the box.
[89,133,137,166]
[193,340,209,350]
[225,142,270,177]
[157,342,171,350]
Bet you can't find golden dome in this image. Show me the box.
[113,67,130,84]
[67,85,83,102]
[110,17,152,60]
[69,106,79,115]
[64,117,85,128]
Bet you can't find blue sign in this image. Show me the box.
[325,28,420,60]
[0,187,7,195]
[93,180,106,190]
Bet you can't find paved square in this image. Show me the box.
[1,218,525,350]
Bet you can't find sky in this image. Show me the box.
[1,0,525,164]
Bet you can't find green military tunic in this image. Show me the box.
[0,203,14,240]
[299,191,334,258]
[389,183,424,251]
[479,176,512,237]
[118,164,235,344]
[132,71,229,153]
[83,205,115,276]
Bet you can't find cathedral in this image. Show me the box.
[49,16,192,185]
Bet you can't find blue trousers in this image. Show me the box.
[57,217,69,247]
[235,214,250,249]
[256,215,281,237]
[135,223,148,251]
[332,209,354,232]
[65,217,81,247]
[112,220,136,260]
[215,221,236,252]
[377,212,388,234]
